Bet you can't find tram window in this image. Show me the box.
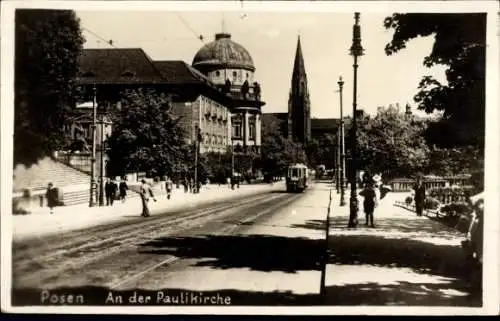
[292,168,299,177]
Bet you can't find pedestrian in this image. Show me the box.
[227,176,231,189]
[105,178,112,206]
[109,178,118,206]
[45,182,58,214]
[183,177,189,193]
[165,176,173,200]
[119,176,128,203]
[360,179,378,227]
[189,178,194,193]
[414,175,426,217]
[140,179,156,217]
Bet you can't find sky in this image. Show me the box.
[76,10,448,119]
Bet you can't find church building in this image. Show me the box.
[263,36,339,146]
[287,36,312,145]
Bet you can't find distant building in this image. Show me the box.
[191,32,266,155]
[287,36,311,145]
[75,48,234,156]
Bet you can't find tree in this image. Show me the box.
[307,133,336,169]
[14,9,85,166]
[106,88,187,178]
[384,13,486,148]
[260,115,307,179]
[345,106,430,179]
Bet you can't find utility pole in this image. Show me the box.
[336,126,340,193]
[348,12,364,228]
[194,125,200,193]
[338,76,346,206]
[89,84,97,207]
[98,114,105,206]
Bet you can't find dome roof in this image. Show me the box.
[192,33,255,72]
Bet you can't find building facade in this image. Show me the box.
[192,32,265,155]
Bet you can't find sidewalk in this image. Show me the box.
[12,182,285,241]
[323,189,481,306]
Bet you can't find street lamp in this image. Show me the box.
[335,127,340,193]
[338,76,346,206]
[98,114,112,206]
[89,84,97,207]
[194,125,202,193]
[348,12,364,228]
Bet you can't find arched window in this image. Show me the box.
[215,71,220,77]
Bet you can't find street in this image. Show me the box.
[12,184,326,305]
[11,182,480,306]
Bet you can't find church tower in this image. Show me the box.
[288,35,311,145]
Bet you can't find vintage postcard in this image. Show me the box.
[1,0,499,315]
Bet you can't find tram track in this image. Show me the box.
[108,192,304,290]
[13,193,292,286]
[13,192,275,265]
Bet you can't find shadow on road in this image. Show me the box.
[138,234,324,273]
[12,215,481,306]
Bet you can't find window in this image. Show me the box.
[249,117,255,140]
[215,71,220,77]
[233,119,242,139]
[232,71,237,81]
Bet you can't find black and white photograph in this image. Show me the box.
[1,0,499,315]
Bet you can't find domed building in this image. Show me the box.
[192,32,265,156]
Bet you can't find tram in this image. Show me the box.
[285,163,311,193]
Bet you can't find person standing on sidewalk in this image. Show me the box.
[140,179,156,217]
[109,178,118,206]
[360,180,378,227]
[119,176,128,203]
[165,176,173,199]
[45,182,58,214]
[414,176,426,217]
[105,178,112,206]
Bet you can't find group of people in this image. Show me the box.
[104,177,129,206]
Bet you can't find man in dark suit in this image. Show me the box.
[414,176,426,216]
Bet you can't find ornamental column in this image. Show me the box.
[255,113,261,147]
[244,111,249,148]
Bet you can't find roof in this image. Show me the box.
[262,112,288,120]
[77,48,164,84]
[311,118,340,130]
[153,60,214,85]
[192,33,255,72]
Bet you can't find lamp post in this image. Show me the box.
[98,114,112,206]
[335,127,340,193]
[194,125,201,193]
[348,12,364,228]
[89,84,97,207]
[338,76,346,206]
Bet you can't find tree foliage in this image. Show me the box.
[306,133,336,169]
[345,106,430,179]
[14,9,85,166]
[260,115,307,177]
[106,88,188,178]
[384,13,486,148]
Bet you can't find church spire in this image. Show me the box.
[292,35,307,80]
[288,35,311,145]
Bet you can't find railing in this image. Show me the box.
[56,151,92,174]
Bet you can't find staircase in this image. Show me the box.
[13,157,91,193]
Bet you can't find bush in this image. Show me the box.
[440,201,471,217]
[424,197,440,210]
